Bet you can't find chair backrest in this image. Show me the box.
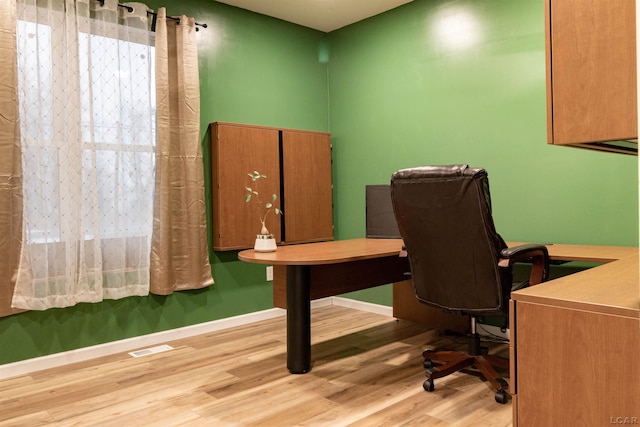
[390,165,510,315]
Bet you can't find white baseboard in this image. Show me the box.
[0,297,392,380]
[0,306,286,380]
[310,297,334,309]
[332,297,393,316]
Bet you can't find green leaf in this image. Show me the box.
[245,186,252,192]
[271,194,277,201]
[274,208,281,215]
[265,202,272,209]
[244,194,251,202]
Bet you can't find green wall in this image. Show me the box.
[1,0,637,365]
[329,0,637,244]
[329,0,638,303]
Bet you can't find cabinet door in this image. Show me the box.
[515,301,640,425]
[281,130,333,244]
[546,0,637,145]
[211,123,281,250]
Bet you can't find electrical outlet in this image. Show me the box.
[266,266,273,281]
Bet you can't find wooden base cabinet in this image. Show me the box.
[210,122,333,251]
[510,256,640,426]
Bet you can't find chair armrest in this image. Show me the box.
[498,243,550,285]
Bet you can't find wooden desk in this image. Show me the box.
[239,239,409,373]
[238,238,638,374]
[510,252,639,426]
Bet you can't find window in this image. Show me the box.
[12,1,156,308]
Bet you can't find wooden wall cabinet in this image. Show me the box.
[545,0,637,154]
[210,122,333,251]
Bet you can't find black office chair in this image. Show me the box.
[390,165,549,404]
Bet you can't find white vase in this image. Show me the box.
[254,234,277,252]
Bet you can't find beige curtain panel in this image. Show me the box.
[151,8,214,294]
[0,0,24,317]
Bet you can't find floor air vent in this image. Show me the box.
[128,344,174,358]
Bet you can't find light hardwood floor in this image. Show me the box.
[0,306,512,426]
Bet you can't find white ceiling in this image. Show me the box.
[214,0,415,32]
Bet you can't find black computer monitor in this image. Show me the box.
[365,184,401,239]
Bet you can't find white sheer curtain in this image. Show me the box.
[11,0,156,309]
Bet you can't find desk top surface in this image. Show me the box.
[509,242,638,263]
[238,238,638,266]
[238,238,403,265]
[512,254,639,317]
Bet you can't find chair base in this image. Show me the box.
[422,334,510,404]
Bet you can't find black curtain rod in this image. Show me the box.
[102,1,207,31]
[145,8,208,31]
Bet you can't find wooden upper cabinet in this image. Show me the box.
[281,130,333,244]
[211,123,281,250]
[546,0,637,153]
[210,122,333,251]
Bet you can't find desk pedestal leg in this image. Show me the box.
[286,265,311,374]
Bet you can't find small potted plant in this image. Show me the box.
[244,171,282,252]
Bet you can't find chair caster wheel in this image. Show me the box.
[495,389,508,404]
[423,359,433,369]
[423,379,435,392]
